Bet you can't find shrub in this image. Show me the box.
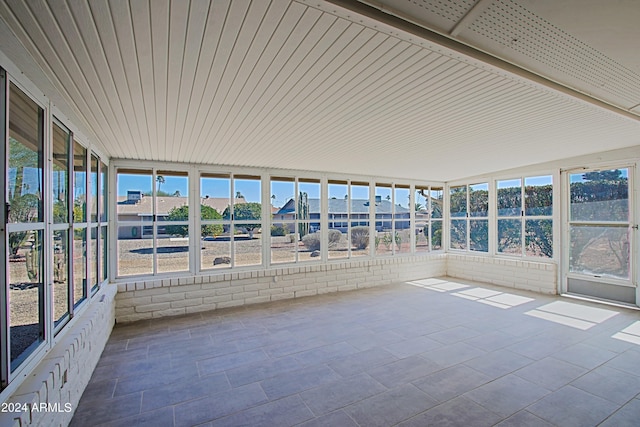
[301,230,342,251]
[270,224,289,236]
[351,226,369,249]
[302,233,321,251]
[328,229,342,248]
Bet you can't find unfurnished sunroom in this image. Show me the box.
[1,0,640,426]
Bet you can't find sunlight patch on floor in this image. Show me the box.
[612,321,640,345]
[406,279,470,293]
[526,301,619,330]
[452,287,535,309]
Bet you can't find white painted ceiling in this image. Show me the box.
[0,0,639,182]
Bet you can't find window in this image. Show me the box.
[394,185,411,254]
[449,185,467,250]
[52,120,71,328]
[200,173,231,270]
[116,168,191,276]
[230,175,262,267]
[156,170,189,273]
[6,82,45,373]
[450,183,489,252]
[1,73,109,393]
[327,180,371,259]
[415,186,443,252]
[73,141,88,305]
[350,182,370,257]
[270,177,321,264]
[328,180,349,259]
[200,173,263,270]
[373,183,412,256]
[497,176,552,258]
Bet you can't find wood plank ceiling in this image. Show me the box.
[0,0,639,182]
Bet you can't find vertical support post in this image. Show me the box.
[0,67,9,389]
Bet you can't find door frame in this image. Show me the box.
[561,164,638,306]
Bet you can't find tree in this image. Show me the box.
[583,170,622,182]
[165,205,223,237]
[156,175,165,192]
[223,202,262,238]
[7,193,39,257]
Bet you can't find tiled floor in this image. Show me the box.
[71,278,640,426]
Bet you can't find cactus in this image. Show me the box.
[298,191,310,239]
[25,233,41,282]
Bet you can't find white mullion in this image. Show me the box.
[230,175,235,268]
[294,178,299,264]
[152,169,158,275]
[347,181,352,258]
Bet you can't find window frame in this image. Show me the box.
[496,175,554,259]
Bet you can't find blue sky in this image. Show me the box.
[117,173,567,203]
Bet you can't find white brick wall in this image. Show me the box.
[115,254,448,323]
[0,284,117,427]
[446,254,557,294]
[114,253,560,323]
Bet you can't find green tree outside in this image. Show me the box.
[165,205,223,237]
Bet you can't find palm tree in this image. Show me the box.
[156,175,165,193]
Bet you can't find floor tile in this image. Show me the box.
[197,348,269,376]
[343,384,438,427]
[398,396,502,427]
[225,355,301,387]
[260,364,341,400]
[366,355,443,388]
[570,365,640,404]
[384,335,443,358]
[412,364,491,403]
[297,410,359,427]
[327,347,398,377]
[300,372,387,416]
[427,326,481,345]
[141,374,229,412]
[464,349,535,379]
[71,393,142,426]
[514,357,588,391]
[420,341,486,368]
[173,382,268,427]
[292,341,360,366]
[601,348,640,377]
[211,395,314,427]
[464,374,550,417]
[100,406,174,427]
[72,281,640,427]
[527,385,619,427]
[113,362,201,397]
[599,398,640,427]
[550,342,617,369]
[494,410,555,427]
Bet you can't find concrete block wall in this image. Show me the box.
[115,254,448,323]
[0,284,117,427]
[447,253,557,294]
